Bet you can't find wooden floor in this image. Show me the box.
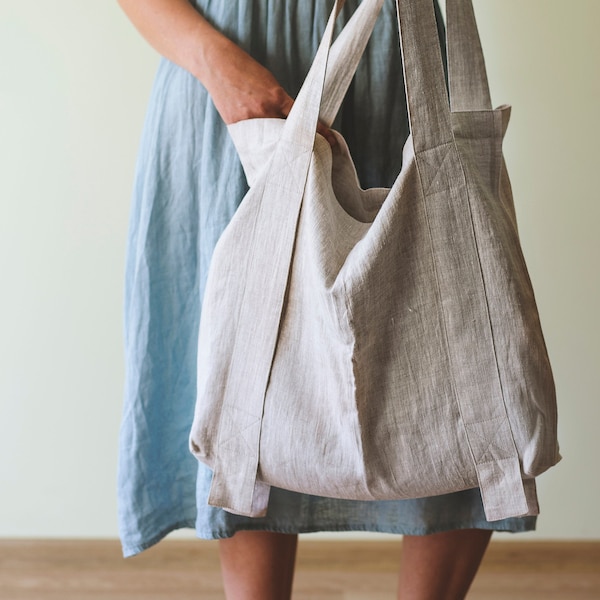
[0,539,598,599]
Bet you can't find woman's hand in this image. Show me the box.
[117,0,335,144]
[202,36,336,145]
[200,36,294,124]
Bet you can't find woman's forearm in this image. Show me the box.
[116,0,228,83]
[117,0,296,125]
[116,0,335,141]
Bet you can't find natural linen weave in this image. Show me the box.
[190,0,560,522]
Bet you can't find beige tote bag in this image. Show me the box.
[190,0,560,521]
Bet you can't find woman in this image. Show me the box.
[116,1,535,597]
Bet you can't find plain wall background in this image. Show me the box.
[1,0,598,542]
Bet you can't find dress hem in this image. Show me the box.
[121,515,537,557]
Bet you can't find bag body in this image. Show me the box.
[190,0,560,521]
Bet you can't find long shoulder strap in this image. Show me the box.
[395,0,454,152]
[446,0,492,111]
[207,0,346,518]
[397,0,530,522]
[319,0,385,127]
[321,0,494,127]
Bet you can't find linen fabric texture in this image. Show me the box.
[189,0,560,521]
[118,0,537,559]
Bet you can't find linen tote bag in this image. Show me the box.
[190,0,560,521]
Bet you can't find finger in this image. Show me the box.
[278,95,295,119]
[281,99,337,148]
[317,122,338,148]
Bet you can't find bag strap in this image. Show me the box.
[207,0,347,517]
[321,0,494,126]
[396,0,530,520]
[446,0,492,111]
[319,0,385,127]
[394,0,454,152]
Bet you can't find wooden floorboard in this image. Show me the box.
[0,539,598,599]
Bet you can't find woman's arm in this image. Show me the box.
[117,0,294,124]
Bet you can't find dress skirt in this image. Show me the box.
[117,0,536,558]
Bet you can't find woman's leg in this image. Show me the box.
[397,529,492,600]
[219,531,298,600]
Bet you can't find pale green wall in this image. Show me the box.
[1,1,598,540]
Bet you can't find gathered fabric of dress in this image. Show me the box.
[117,0,536,558]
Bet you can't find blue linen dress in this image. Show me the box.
[117,0,536,558]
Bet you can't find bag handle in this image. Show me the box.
[207,0,347,518]
[320,0,494,129]
[446,0,492,111]
[394,0,453,152]
[286,0,493,153]
[319,0,385,127]
[320,0,489,151]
